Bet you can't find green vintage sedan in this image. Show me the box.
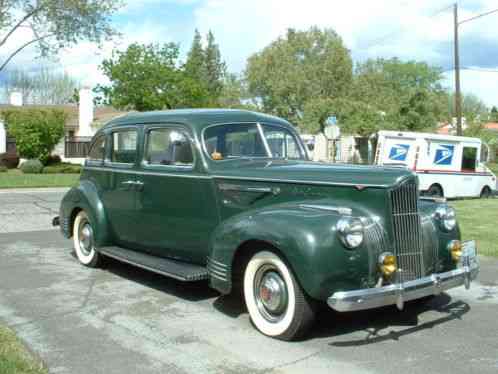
[54,109,479,340]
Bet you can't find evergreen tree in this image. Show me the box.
[204,30,226,99]
[491,106,498,122]
[184,29,205,82]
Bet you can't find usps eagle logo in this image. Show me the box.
[434,144,454,165]
[388,144,410,161]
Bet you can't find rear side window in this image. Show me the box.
[111,129,137,164]
[87,136,106,161]
[145,128,193,167]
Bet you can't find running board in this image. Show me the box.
[99,246,208,282]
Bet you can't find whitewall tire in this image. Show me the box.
[243,251,315,340]
[73,211,101,267]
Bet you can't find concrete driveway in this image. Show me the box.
[0,189,497,374]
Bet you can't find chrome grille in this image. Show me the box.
[364,219,390,284]
[390,179,424,281]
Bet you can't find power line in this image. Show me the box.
[361,3,454,50]
[459,8,498,25]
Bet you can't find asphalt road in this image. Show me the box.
[0,189,497,374]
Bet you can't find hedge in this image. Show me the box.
[2,109,66,165]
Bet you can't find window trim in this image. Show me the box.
[141,125,195,171]
[201,121,307,162]
[105,126,139,168]
[85,134,106,166]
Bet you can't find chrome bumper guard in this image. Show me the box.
[328,242,479,312]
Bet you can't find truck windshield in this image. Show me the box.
[203,123,306,161]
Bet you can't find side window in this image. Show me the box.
[87,136,106,162]
[461,147,477,171]
[145,128,193,167]
[111,129,137,164]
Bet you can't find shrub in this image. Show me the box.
[2,109,66,165]
[0,165,7,173]
[45,154,62,166]
[43,163,81,174]
[20,159,44,174]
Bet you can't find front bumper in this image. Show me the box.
[328,244,479,312]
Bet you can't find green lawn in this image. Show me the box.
[0,325,47,374]
[451,198,498,258]
[486,162,498,176]
[0,169,79,189]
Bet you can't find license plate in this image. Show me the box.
[462,240,477,258]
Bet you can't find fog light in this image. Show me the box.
[379,252,397,277]
[448,240,462,262]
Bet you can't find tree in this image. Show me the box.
[2,108,66,163]
[445,92,488,126]
[184,30,205,82]
[204,30,225,99]
[245,27,353,126]
[183,29,226,106]
[2,67,80,104]
[98,43,182,111]
[490,106,498,122]
[303,97,385,136]
[0,0,121,72]
[352,58,446,132]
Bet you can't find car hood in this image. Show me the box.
[209,159,414,188]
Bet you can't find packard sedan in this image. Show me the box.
[54,109,479,340]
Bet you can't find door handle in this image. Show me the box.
[121,181,135,186]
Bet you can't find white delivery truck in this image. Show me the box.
[372,130,496,198]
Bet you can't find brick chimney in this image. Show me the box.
[77,87,94,137]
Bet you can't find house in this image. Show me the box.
[0,88,127,166]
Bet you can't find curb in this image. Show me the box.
[0,187,70,194]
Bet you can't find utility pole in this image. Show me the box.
[454,3,463,136]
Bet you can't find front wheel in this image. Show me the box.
[243,251,315,341]
[480,186,491,199]
[73,211,101,267]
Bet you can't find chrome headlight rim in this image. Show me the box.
[336,217,364,249]
[434,205,457,232]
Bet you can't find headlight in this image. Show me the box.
[434,205,457,231]
[336,217,364,249]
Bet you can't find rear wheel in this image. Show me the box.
[243,251,315,341]
[73,211,101,267]
[427,184,443,198]
[480,186,491,199]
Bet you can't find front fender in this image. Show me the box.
[60,180,111,246]
[208,201,373,301]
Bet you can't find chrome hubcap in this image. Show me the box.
[254,266,288,322]
[79,221,94,256]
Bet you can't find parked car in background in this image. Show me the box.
[54,109,479,340]
[372,130,496,198]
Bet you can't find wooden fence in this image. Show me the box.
[64,136,92,158]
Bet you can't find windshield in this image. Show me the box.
[203,123,306,161]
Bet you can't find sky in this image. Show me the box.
[2,0,498,107]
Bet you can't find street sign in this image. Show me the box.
[324,116,340,139]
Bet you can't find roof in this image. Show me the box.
[483,122,498,131]
[0,104,126,130]
[377,130,482,144]
[104,109,293,132]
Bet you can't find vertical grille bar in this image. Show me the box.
[390,178,424,282]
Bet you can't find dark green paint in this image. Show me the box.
[59,109,460,302]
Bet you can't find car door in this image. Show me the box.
[134,124,219,264]
[101,126,142,246]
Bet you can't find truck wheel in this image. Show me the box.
[427,184,443,198]
[243,251,315,340]
[480,186,491,199]
[73,211,101,267]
